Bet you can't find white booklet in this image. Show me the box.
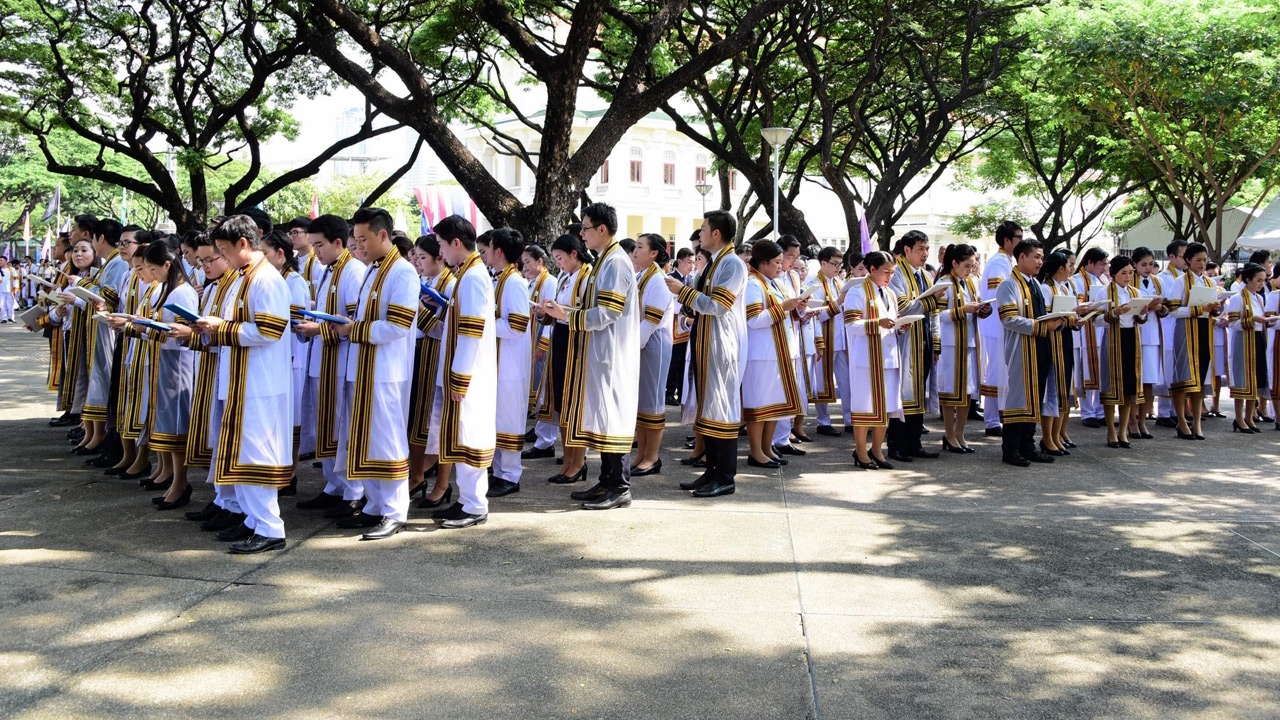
[893,314,926,329]
[1188,285,1218,307]
[18,305,47,329]
[67,285,106,305]
[1051,295,1076,314]
[1121,295,1155,315]
[1039,311,1078,322]
[915,282,949,300]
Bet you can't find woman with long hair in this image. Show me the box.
[1163,243,1222,440]
[1037,251,1079,454]
[407,233,457,507]
[1094,255,1150,448]
[845,251,902,470]
[535,234,592,484]
[522,244,556,426]
[262,230,308,494]
[631,233,674,475]
[1225,263,1272,432]
[741,241,804,468]
[936,243,988,453]
[55,237,100,452]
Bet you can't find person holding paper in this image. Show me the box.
[102,232,153,478]
[1131,247,1167,439]
[1154,240,1190,428]
[1072,248,1109,429]
[740,240,805,470]
[1093,256,1149,448]
[998,240,1064,467]
[1225,263,1271,432]
[1236,250,1275,423]
[73,217,126,459]
[56,235,101,444]
[1037,252,1085,455]
[937,244,989,453]
[630,233,674,477]
[771,236,812,453]
[404,233,453,507]
[1162,242,1221,440]
[529,235,591,475]
[39,235,74,413]
[845,252,905,469]
[979,221,1022,437]
[263,230,310,497]
[888,230,942,463]
[812,246,851,436]
[478,227,532,497]
[522,245,556,427]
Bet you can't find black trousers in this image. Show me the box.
[702,436,738,486]
[667,341,688,401]
[1002,339,1052,460]
[887,413,925,454]
[599,452,631,493]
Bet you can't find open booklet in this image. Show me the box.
[914,282,950,300]
[893,314,926,329]
[1051,295,1109,314]
[1120,295,1156,315]
[1038,310,1079,322]
[1188,285,1219,307]
[17,305,47,329]
[66,285,106,305]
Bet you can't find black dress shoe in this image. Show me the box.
[1028,452,1055,463]
[141,478,173,492]
[67,427,85,440]
[487,478,520,497]
[792,433,813,443]
[298,451,316,462]
[570,482,608,501]
[1003,456,1031,467]
[156,484,193,510]
[362,518,406,540]
[297,491,343,510]
[86,454,115,467]
[583,489,632,510]
[746,457,780,469]
[683,440,696,449]
[185,501,220,522]
[815,425,841,437]
[1039,441,1066,457]
[1081,418,1102,428]
[524,427,538,442]
[984,427,1003,437]
[521,445,555,460]
[920,427,932,435]
[887,451,913,463]
[103,466,125,476]
[773,443,806,456]
[202,510,246,532]
[769,455,788,466]
[324,497,366,519]
[909,449,940,459]
[216,523,255,542]
[853,458,878,470]
[692,481,735,498]
[942,439,967,454]
[441,512,488,529]
[872,458,894,470]
[629,459,662,477]
[337,512,382,529]
[418,484,453,509]
[119,465,152,481]
[278,477,297,497]
[548,466,588,484]
[680,474,712,491]
[679,455,706,467]
[432,501,468,521]
[49,413,76,427]
[229,534,286,554]
[70,445,100,456]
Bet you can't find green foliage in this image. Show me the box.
[948,199,1033,241]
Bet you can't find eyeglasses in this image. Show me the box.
[198,256,226,268]
[287,229,307,236]
[580,224,598,232]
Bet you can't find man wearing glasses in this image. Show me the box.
[812,246,851,435]
[978,221,1024,438]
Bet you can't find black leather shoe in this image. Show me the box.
[1003,456,1031,467]
[984,427,1003,437]
[432,501,467,521]
[49,412,75,427]
[1028,452,1056,463]
[156,484,193,510]
[692,481,735,498]
[524,427,538,442]
[141,478,173,492]
[583,489,632,510]
[278,477,297,497]
[487,478,520,497]
[228,534,286,554]
[680,474,712,491]
[361,518,406,540]
[86,454,115,468]
[324,497,366,519]
[103,466,126,476]
[336,513,382,529]
[185,501,220,522]
[297,491,343,510]
[1081,418,1102,428]
[548,466,587,484]
[570,482,608,501]
[815,425,841,437]
[119,465,152,481]
[202,510,246,532]
[872,458,894,470]
[418,484,453,509]
[298,451,316,462]
[792,433,813,443]
[216,523,254,542]
[629,460,662,477]
[440,512,487,529]
[909,449,940,459]
[70,445,101,456]
[521,445,555,460]
[773,443,806,456]
[746,457,780,469]
[679,455,706,468]
[769,455,788,466]
[887,451,913,463]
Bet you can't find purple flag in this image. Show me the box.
[859,215,872,254]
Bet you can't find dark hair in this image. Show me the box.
[618,238,636,254]
[1248,250,1271,265]
[210,214,262,250]
[1206,261,1218,271]
[94,218,123,247]
[391,234,414,258]
[1038,251,1072,284]
[183,231,213,250]
[676,247,694,261]
[352,207,394,237]
[566,222,583,239]
[307,214,350,244]
[178,230,203,251]
[1185,242,1209,261]
[704,210,736,243]
[1013,239,1043,260]
[582,203,618,236]
[239,207,273,235]
[550,234,590,265]
[943,243,977,273]
[818,246,841,264]
[995,220,1022,247]
[696,248,712,263]
[1166,239,1189,259]
[415,233,442,259]
[1108,255,1133,278]
[263,230,299,274]
[1081,247,1108,267]
[434,215,477,250]
[522,243,547,265]
[637,233,670,265]
[804,243,822,260]
[1130,246,1154,264]
[74,214,98,235]
[749,240,783,269]
[141,239,189,308]
[895,230,929,255]
[864,251,892,271]
[286,216,312,231]
[778,234,801,252]
[1238,262,1266,283]
[487,228,525,264]
[843,249,865,273]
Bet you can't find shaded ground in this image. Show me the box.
[1,323,1277,719]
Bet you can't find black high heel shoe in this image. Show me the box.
[852,454,878,470]
[120,464,152,481]
[1232,421,1249,433]
[942,439,967,454]
[630,459,662,476]
[870,456,894,470]
[747,457,780,469]
[1177,430,1197,440]
[1062,438,1078,449]
[1039,441,1066,457]
[156,484,192,511]
[418,483,453,509]
[679,455,706,468]
[548,465,588,485]
[142,477,173,492]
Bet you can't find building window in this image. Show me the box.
[599,161,610,184]
[663,163,676,185]
[729,170,738,191]
[630,160,643,183]
[695,166,707,184]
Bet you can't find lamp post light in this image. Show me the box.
[694,182,712,214]
[760,127,794,242]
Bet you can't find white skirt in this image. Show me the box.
[742,357,799,421]
[849,365,903,424]
[1142,344,1163,386]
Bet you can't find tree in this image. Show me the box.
[295,0,790,243]
[1032,0,1280,258]
[0,0,403,231]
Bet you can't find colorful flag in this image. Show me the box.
[859,214,873,254]
[22,211,30,242]
[309,192,320,220]
[40,182,61,223]
[41,228,51,261]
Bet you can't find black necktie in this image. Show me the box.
[1028,275,1046,318]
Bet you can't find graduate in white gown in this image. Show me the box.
[262,230,311,496]
[1092,256,1151,448]
[1131,247,1168,438]
[811,247,854,435]
[845,252,903,470]
[936,243,990,453]
[1224,263,1273,432]
[1162,242,1222,440]
[979,222,1022,433]
[479,228,532,497]
[630,233,674,476]
[405,234,454,507]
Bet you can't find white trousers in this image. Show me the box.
[456,463,490,516]
[321,458,362,501]
[362,479,408,522]
[816,350,851,426]
[534,417,558,450]
[1074,348,1103,419]
[298,370,317,456]
[236,484,284,539]
[983,396,1001,428]
[493,448,522,484]
[0,291,13,321]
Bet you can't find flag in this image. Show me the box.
[41,228,51,260]
[309,192,320,220]
[859,214,872,254]
[22,211,30,242]
[40,182,61,223]
[119,188,128,223]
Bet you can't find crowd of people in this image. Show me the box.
[17,206,1277,554]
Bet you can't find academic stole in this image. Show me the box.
[1000,272,1042,424]
[939,273,982,406]
[895,256,937,413]
[348,246,411,479]
[845,277,889,427]
[744,269,801,421]
[1172,271,1214,391]
[813,273,839,403]
[1075,270,1100,389]
[1101,283,1143,404]
[1229,289,1260,399]
[315,251,355,459]
[59,273,100,411]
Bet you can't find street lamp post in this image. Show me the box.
[694,182,712,215]
[760,127,794,242]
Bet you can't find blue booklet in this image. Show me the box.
[301,309,352,325]
[133,318,173,333]
[164,303,200,323]
[420,283,449,307]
